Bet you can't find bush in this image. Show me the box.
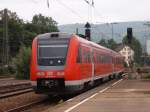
[143,73,150,79]
[13,46,31,79]
[0,65,9,74]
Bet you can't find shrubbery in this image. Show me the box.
[13,46,31,79]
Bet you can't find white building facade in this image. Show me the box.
[116,45,134,66]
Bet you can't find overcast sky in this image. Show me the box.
[0,0,150,25]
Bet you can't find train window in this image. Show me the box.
[104,56,106,64]
[97,54,99,63]
[83,49,86,63]
[39,45,67,58]
[107,56,110,64]
[77,46,82,63]
[100,55,102,63]
[96,53,98,63]
[86,51,88,63]
[97,53,99,64]
[110,56,112,63]
[101,55,103,64]
[86,50,89,63]
[37,38,70,66]
[108,56,110,63]
[94,52,97,63]
[87,51,91,63]
[91,52,95,63]
[38,45,68,66]
[104,55,107,64]
[97,53,99,63]
[82,48,90,63]
[98,55,100,63]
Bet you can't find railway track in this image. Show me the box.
[0,82,32,93]
[0,78,14,81]
[0,82,33,99]
[4,95,64,112]
[5,98,47,112]
[0,88,33,99]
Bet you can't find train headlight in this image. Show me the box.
[57,72,64,76]
[36,72,45,76]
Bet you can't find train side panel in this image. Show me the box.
[64,36,85,91]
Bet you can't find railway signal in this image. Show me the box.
[85,22,91,41]
[127,28,133,44]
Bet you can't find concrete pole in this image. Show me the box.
[3,9,9,66]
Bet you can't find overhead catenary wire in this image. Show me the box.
[55,0,86,22]
[83,0,110,24]
[83,0,95,23]
[47,0,50,8]
[84,0,94,7]
[30,0,108,23]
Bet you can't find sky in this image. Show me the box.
[0,0,150,25]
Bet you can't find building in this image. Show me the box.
[115,45,134,66]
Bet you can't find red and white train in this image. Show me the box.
[30,32,124,95]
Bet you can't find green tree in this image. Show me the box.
[98,38,118,50]
[107,38,117,50]
[0,10,59,58]
[13,45,31,79]
[98,38,107,47]
[31,14,59,34]
[0,9,59,76]
[122,36,142,64]
[22,14,59,47]
[0,9,24,62]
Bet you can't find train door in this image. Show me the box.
[90,48,95,85]
[112,56,115,74]
[77,44,84,81]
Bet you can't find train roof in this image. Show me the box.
[36,32,72,39]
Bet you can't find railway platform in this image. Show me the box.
[44,78,150,112]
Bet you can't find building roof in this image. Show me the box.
[115,44,133,52]
[114,44,125,52]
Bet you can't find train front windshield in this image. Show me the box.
[37,38,69,66]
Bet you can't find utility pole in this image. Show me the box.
[127,27,133,44]
[2,9,9,66]
[76,28,79,35]
[0,11,2,65]
[111,23,114,39]
[110,22,118,39]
